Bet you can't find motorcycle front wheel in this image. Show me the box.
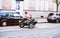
[29,23,35,29]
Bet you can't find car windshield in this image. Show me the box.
[0,12,21,18]
[0,12,13,17]
[0,13,6,16]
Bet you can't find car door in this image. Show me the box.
[8,14,21,25]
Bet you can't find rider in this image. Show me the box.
[23,12,31,19]
[21,12,31,22]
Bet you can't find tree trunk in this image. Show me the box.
[56,4,58,13]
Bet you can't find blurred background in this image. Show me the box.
[0,0,60,19]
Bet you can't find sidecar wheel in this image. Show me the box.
[19,23,24,28]
[29,24,35,29]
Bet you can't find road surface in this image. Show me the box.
[0,23,60,38]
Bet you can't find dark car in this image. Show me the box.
[47,13,60,23]
[0,12,22,26]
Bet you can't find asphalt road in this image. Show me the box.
[0,23,60,38]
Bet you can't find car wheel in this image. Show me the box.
[29,24,34,29]
[2,22,7,27]
[19,23,24,28]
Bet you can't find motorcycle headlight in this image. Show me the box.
[19,20,21,23]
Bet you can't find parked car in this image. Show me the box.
[0,12,22,26]
[47,13,60,23]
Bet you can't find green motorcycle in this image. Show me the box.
[19,18,37,29]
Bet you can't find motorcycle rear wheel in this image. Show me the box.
[19,23,24,28]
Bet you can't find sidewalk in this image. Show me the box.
[35,18,47,23]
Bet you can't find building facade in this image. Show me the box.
[0,0,16,11]
[24,0,60,11]
[24,0,60,18]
